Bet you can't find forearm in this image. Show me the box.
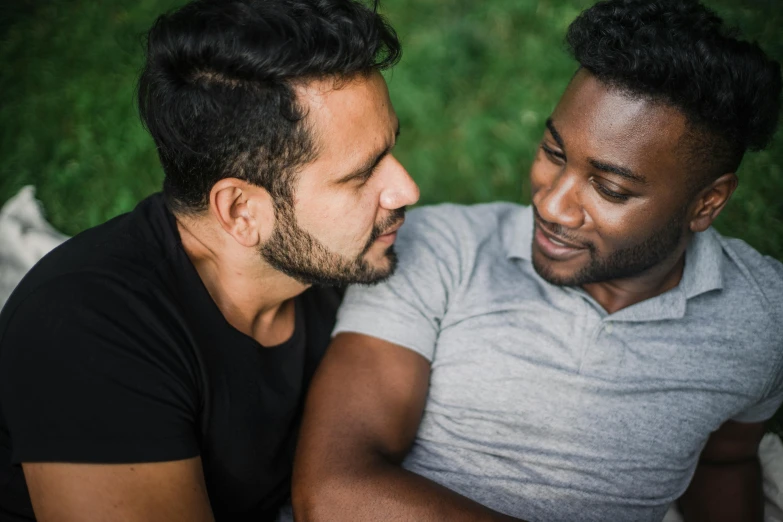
[293,455,522,522]
[678,457,763,522]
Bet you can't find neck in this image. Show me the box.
[176,217,309,344]
[581,246,688,315]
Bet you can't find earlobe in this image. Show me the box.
[210,179,272,248]
[689,173,738,233]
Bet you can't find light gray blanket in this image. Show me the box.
[0,186,67,308]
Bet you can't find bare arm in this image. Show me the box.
[678,420,766,522]
[292,332,522,522]
[23,457,214,522]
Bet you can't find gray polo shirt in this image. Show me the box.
[334,203,783,522]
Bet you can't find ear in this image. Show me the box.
[688,173,738,233]
[208,179,275,247]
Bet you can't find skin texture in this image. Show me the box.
[293,70,765,521]
[22,71,420,521]
[260,73,414,286]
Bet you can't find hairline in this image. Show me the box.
[169,69,386,218]
[573,68,741,192]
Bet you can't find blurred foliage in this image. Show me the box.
[1,0,782,429]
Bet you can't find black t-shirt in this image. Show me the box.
[0,194,341,521]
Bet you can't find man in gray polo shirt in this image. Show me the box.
[292,1,783,521]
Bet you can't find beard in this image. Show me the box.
[532,205,688,287]
[259,200,404,287]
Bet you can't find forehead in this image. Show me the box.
[296,72,396,167]
[551,70,690,181]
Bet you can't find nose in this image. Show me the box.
[379,155,420,210]
[532,169,583,230]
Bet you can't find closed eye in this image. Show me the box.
[540,144,565,164]
[591,178,631,202]
[355,166,377,184]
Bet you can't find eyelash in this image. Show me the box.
[591,179,630,202]
[541,144,630,203]
[357,167,377,185]
[541,144,565,163]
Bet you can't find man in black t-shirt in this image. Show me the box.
[0,1,418,521]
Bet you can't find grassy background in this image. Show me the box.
[1,0,782,429]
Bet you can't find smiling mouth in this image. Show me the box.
[533,219,588,261]
[539,226,583,249]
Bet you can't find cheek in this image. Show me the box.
[529,156,549,184]
[335,187,379,224]
[586,198,667,250]
[297,187,379,239]
[529,157,553,199]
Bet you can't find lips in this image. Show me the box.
[375,219,405,245]
[537,222,584,248]
[533,219,588,261]
[381,221,403,236]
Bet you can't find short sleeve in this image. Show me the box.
[0,274,200,464]
[333,206,465,361]
[732,346,783,423]
[731,394,783,423]
[732,256,783,424]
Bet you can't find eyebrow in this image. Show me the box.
[588,158,648,184]
[336,122,401,184]
[545,118,565,150]
[545,117,647,185]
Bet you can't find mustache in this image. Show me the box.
[373,207,406,238]
[360,207,407,256]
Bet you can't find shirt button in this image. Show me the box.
[605,323,614,334]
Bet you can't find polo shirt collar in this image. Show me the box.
[502,205,534,261]
[598,229,724,322]
[679,226,724,299]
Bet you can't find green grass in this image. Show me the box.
[2,0,782,429]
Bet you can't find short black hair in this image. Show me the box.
[137,0,401,213]
[566,0,781,184]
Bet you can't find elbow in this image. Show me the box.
[290,482,321,522]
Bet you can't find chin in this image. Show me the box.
[363,247,398,282]
[366,253,393,274]
[364,241,392,262]
[531,250,583,287]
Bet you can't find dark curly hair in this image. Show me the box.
[566,0,781,185]
[137,0,401,213]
